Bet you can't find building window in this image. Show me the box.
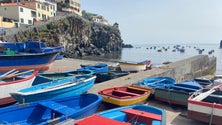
[20,7,23,12]
[38,13,40,17]
[28,20,32,25]
[20,18,24,23]
[38,4,40,9]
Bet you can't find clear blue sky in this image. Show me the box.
[81,0,222,44]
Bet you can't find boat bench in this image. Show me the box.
[113,90,140,96]
[121,108,162,124]
[75,115,131,125]
[38,101,75,115]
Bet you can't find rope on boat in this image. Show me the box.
[209,102,216,125]
[127,113,139,125]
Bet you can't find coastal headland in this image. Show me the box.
[49,55,215,125]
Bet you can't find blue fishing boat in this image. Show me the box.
[10,75,96,103]
[32,69,94,85]
[0,93,102,125]
[79,63,109,73]
[75,104,166,125]
[133,76,176,94]
[154,80,203,106]
[0,41,64,72]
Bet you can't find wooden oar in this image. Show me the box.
[0,69,16,78]
[192,84,222,101]
[4,70,34,79]
[0,70,20,80]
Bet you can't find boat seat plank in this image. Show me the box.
[113,90,140,96]
[38,101,75,115]
[121,108,162,121]
[75,115,130,125]
[209,94,222,99]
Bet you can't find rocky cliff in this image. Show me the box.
[4,14,123,58]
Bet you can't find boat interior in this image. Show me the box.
[102,86,149,98]
[202,89,222,104]
[75,108,162,125]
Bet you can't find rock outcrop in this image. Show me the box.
[3,15,123,58]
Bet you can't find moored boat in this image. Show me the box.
[32,69,94,85]
[193,77,214,87]
[0,41,64,72]
[154,80,202,106]
[98,85,152,107]
[75,104,166,125]
[118,60,151,72]
[0,69,38,106]
[95,70,129,83]
[10,75,96,103]
[187,85,222,125]
[0,93,102,125]
[133,76,175,94]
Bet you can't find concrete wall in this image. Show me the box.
[89,55,216,93]
[155,55,216,82]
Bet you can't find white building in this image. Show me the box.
[0,3,36,25]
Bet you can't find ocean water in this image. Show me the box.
[120,43,222,74]
[80,43,222,74]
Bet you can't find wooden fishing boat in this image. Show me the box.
[187,85,222,125]
[0,41,64,72]
[95,70,129,83]
[154,80,202,106]
[193,77,214,87]
[80,63,109,73]
[0,69,38,106]
[75,104,166,125]
[118,60,151,72]
[10,75,96,103]
[32,69,94,85]
[0,93,102,125]
[98,85,152,107]
[133,76,175,94]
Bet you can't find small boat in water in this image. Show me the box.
[79,63,109,73]
[118,60,151,72]
[154,80,203,106]
[0,69,38,106]
[10,75,96,103]
[133,76,175,94]
[187,85,222,125]
[75,104,166,125]
[0,93,102,125]
[0,41,64,72]
[98,85,152,107]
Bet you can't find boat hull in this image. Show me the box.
[76,104,166,125]
[0,93,102,125]
[188,101,222,125]
[11,76,96,103]
[119,62,146,72]
[0,51,59,72]
[187,86,222,125]
[0,71,38,106]
[98,86,151,107]
[154,88,191,106]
